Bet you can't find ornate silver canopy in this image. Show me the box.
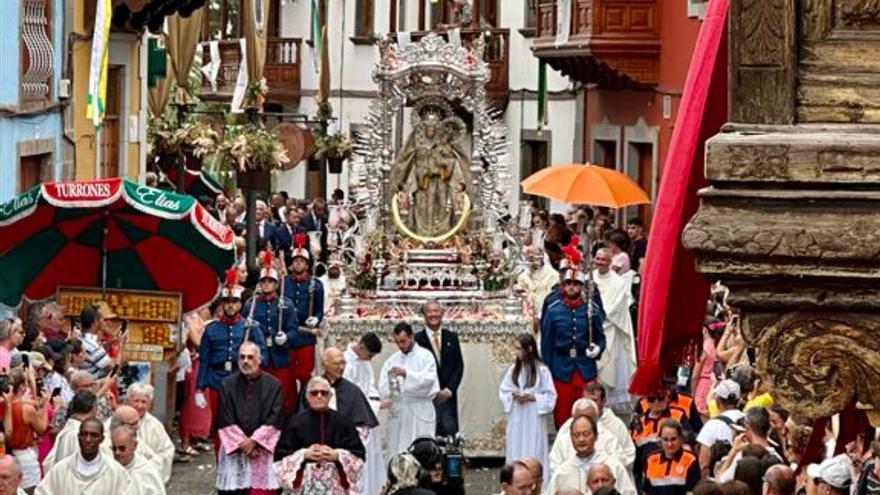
[348,33,513,235]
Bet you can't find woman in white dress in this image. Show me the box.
[499,332,557,486]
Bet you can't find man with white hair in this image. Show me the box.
[0,454,26,495]
[126,382,175,482]
[549,398,634,487]
[592,248,637,408]
[215,341,284,494]
[255,199,277,245]
[110,425,165,495]
[547,415,635,495]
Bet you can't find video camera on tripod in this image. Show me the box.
[409,435,466,495]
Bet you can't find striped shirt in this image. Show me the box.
[79,332,112,378]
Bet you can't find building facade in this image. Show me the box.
[198,0,581,212]
[0,0,66,202]
[70,0,149,183]
[532,0,706,227]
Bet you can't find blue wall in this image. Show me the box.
[0,0,66,202]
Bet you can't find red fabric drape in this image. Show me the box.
[629,0,729,394]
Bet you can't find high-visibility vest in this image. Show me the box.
[644,449,698,488]
[631,408,686,448]
[638,394,694,419]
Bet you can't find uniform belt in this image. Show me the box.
[212,362,232,371]
[556,348,586,357]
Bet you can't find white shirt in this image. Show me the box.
[696,409,745,448]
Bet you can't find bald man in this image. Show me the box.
[298,347,378,433]
[550,399,633,479]
[111,426,165,495]
[101,405,161,475]
[588,463,617,493]
[0,454,25,495]
[520,456,545,495]
[214,341,284,494]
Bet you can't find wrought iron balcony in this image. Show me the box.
[532,0,660,88]
[198,37,302,106]
[392,28,511,110]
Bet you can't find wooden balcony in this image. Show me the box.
[198,37,302,106]
[532,0,660,88]
[392,28,510,110]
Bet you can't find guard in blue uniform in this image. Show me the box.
[195,268,268,428]
[540,266,606,428]
[241,250,299,413]
[280,233,324,396]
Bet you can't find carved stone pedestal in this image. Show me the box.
[683,0,880,419]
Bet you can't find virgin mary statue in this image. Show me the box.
[390,103,473,238]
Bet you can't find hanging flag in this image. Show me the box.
[316,0,331,107]
[311,0,323,74]
[86,0,112,129]
[537,60,547,130]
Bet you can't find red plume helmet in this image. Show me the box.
[561,235,582,267]
[294,232,307,249]
[261,248,273,270]
[224,267,237,289]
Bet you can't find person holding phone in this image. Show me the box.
[3,368,50,491]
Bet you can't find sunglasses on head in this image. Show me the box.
[308,390,330,397]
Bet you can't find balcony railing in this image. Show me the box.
[198,37,302,105]
[392,28,511,110]
[533,0,660,87]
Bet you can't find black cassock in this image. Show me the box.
[215,371,284,435]
[275,407,366,461]
[296,376,379,429]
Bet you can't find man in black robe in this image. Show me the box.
[214,341,284,494]
[274,377,365,493]
[297,347,379,431]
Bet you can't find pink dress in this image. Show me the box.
[694,337,717,415]
[180,355,212,439]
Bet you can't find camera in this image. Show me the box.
[409,435,465,495]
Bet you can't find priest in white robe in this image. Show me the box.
[343,333,387,495]
[550,399,635,482]
[318,259,347,313]
[498,333,557,489]
[42,389,97,473]
[126,382,175,482]
[516,247,559,322]
[548,415,635,495]
[36,418,134,495]
[110,425,166,495]
[585,382,636,469]
[379,322,440,456]
[592,248,637,407]
[101,405,160,472]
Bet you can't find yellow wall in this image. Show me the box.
[72,1,143,180]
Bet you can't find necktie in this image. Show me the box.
[432,330,441,364]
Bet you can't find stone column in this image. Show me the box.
[682,0,880,418]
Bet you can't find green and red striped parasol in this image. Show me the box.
[0,178,235,313]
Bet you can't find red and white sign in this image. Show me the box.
[44,178,121,204]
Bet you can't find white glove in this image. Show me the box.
[305,317,319,328]
[274,331,288,346]
[195,391,207,409]
[585,343,601,359]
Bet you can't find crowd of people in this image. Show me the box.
[0,187,878,495]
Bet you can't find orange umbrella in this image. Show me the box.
[520,163,651,208]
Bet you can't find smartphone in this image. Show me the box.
[36,377,44,392]
[119,320,128,335]
[51,387,62,398]
[110,364,120,376]
[21,353,30,368]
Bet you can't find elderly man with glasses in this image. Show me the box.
[275,376,365,495]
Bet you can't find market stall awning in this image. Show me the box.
[0,178,234,313]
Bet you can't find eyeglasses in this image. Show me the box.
[647,395,664,402]
[308,390,330,397]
